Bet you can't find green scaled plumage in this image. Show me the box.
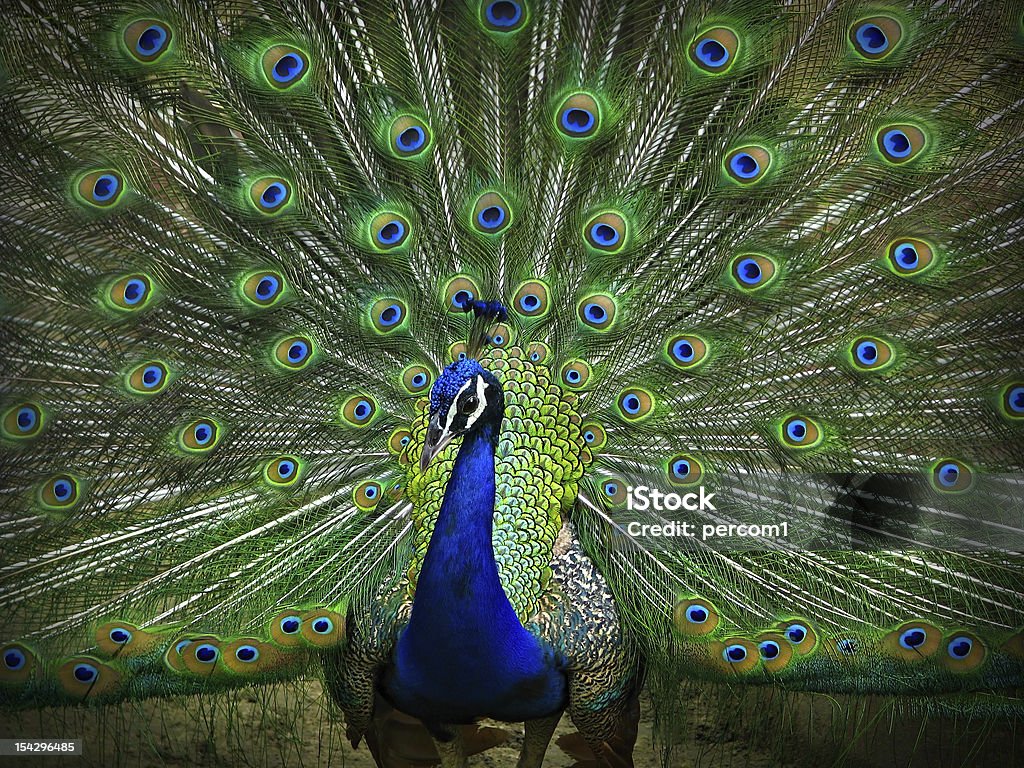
[1,0,1023,766]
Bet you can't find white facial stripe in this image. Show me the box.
[462,376,488,430]
[445,378,474,432]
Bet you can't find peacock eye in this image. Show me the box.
[460,395,480,414]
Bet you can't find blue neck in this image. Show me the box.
[389,412,567,722]
[406,419,521,634]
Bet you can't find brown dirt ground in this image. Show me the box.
[1,680,1021,767]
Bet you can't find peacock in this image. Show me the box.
[1,0,1023,766]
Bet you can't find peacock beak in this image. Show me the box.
[419,415,455,472]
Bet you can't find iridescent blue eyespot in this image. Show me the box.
[673,340,695,363]
[411,373,427,388]
[377,220,405,245]
[280,617,300,634]
[947,636,973,659]
[685,604,709,624]
[235,645,259,663]
[672,459,691,480]
[856,23,887,53]
[785,624,807,644]
[277,459,295,478]
[758,640,780,660]
[380,304,402,326]
[260,182,288,209]
[937,462,959,488]
[520,294,540,312]
[53,479,73,502]
[364,485,378,499]
[287,340,309,364]
[556,93,601,139]
[477,206,506,230]
[109,628,132,645]
[562,108,594,135]
[354,400,371,420]
[4,649,26,671]
[141,365,164,389]
[92,174,120,202]
[696,39,727,67]
[122,278,147,305]
[590,222,619,248]
[397,127,425,152]
[737,258,761,284]
[195,643,218,663]
[730,153,759,179]
[485,1,523,28]
[583,303,607,324]
[565,368,582,384]
[256,275,280,300]
[136,24,167,55]
[604,482,618,496]
[1007,386,1024,415]
[272,53,305,84]
[313,617,334,634]
[175,640,191,655]
[194,423,213,446]
[856,341,877,365]
[899,628,927,650]
[723,644,747,663]
[74,663,98,683]
[786,420,807,442]
[883,129,911,158]
[622,395,641,415]
[16,407,36,433]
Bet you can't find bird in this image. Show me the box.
[0,1,1023,766]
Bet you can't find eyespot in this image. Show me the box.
[601,479,626,505]
[481,0,526,32]
[265,455,301,486]
[262,45,309,88]
[448,342,469,362]
[850,16,903,60]
[3,402,44,439]
[725,146,772,184]
[388,428,413,455]
[370,298,408,332]
[850,336,894,371]
[931,459,973,493]
[580,422,607,450]
[668,454,703,486]
[194,643,219,664]
[672,597,720,635]
[77,170,125,208]
[273,335,314,370]
[885,238,935,277]
[511,280,550,318]
[689,26,739,73]
[238,270,285,308]
[58,657,121,698]
[109,274,154,311]
[876,124,927,164]
[341,395,377,427]
[234,644,260,663]
[778,621,817,655]
[179,419,221,452]
[40,474,80,509]
[124,19,172,63]
[1001,382,1024,420]
[300,608,345,647]
[722,643,748,663]
[730,254,777,291]
[444,276,481,313]
[884,621,940,660]
[583,211,627,253]
[526,342,550,363]
[666,334,708,370]
[758,640,780,660]
[472,191,512,235]
[779,415,822,449]
[126,361,170,395]
[942,632,986,672]
[556,92,601,139]
[617,388,654,422]
[785,624,806,644]
[1,643,36,682]
[280,617,300,634]
[577,294,616,330]
[402,365,432,394]
[389,115,431,158]
[369,211,411,250]
[354,480,383,511]
[488,323,511,348]
[250,177,292,214]
[560,359,592,389]
[108,627,133,646]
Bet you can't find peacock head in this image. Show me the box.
[420,358,503,470]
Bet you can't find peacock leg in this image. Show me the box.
[432,729,467,768]
[517,711,563,768]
